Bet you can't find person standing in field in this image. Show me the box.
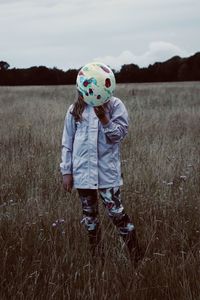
[60,62,141,265]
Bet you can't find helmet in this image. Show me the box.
[76,62,116,106]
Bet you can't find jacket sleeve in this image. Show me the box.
[102,99,129,144]
[60,105,76,175]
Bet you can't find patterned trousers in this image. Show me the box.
[77,187,136,255]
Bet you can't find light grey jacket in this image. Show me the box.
[60,96,128,189]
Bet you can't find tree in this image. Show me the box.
[117,63,140,83]
[0,61,10,70]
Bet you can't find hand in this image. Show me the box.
[94,106,109,125]
[62,174,73,193]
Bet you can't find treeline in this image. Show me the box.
[0,52,200,85]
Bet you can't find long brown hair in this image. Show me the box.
[70,92,86,122]
[71,91,111,122]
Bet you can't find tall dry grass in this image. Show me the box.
[0,82,200,300]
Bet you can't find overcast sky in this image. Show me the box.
[0,0,199,70]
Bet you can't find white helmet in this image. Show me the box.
[76,62,116,106]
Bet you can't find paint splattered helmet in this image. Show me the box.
[76,62,116,106]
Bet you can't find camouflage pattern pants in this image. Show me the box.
[77,187,135,243]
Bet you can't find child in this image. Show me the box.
[60,62,141,265]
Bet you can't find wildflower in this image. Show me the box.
[59,218,65,224]
[167,182,173,186]
[52,218,65,227]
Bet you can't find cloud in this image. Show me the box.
[0,0,199,70]
[94,41,189,70]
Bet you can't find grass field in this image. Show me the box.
[0,82,200,299]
